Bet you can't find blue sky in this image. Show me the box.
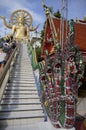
[0,0,86,37]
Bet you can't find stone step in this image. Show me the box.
[3,94,39,99]
[0,121,75,130]
[14,64,32,67]
[14,61,31,63]
[9,78,35,81]
[5,88,37,91]
[14,68,32,70]
[9,77,35,82]
[0,117,45,127]
[10,73,34,76]
[7,83,36,87]
[9,75,34,78]
[11,70,32,72]
[14,60,31,62]
[16,59,30,61]
[5,86,37,91]
[11,68,33,70]
[0,108,42,112]
[11,71,34,76]
[14,67,32,69]
[12,66,32,68]
[0,104,43,112]
[4,90,38,95]
[7,81,36,84]
[15,62,31,64]
[0,110,44,120]
[10,74,34,77]
[12,67,33,70]
[1,98,41,105]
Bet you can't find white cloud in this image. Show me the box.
[0,0,44,24]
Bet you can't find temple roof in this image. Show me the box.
[42,16,86,57]
[74,21,86,51]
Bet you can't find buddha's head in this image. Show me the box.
[18,11,24,25]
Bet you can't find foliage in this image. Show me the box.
[36,47,42,62]
[48,6,54,14]
[53,10,61,18]
[0,37,5,43]
[40,21,46,45]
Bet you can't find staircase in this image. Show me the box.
[0,43,85,130]
[0,43,45,128]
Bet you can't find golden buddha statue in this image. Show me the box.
[0,9,39,41]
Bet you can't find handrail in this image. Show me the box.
[0,44,20,87]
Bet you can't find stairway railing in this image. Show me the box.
[0,43,20,101]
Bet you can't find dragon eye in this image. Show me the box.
[47,68,52,73]
[55,63,61,68]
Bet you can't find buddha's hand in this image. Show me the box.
[0,16,6,20]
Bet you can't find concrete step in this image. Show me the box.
[0,110,44,120]
[0,104,43,112]
[4,90,38,95]
[0,117,45,127]
[7,83,36,87]
[15,60,30,62]
[5,86,37,91]
[15,62,31,64]
[15,63,32,65]
[2,94,39,99]
[9,75,35,78]
[10,72,34,75]
[9,75,34,79]
[5,89,37,92]
[8,82,36,85]
[10,73,34,77]
[11,68,33,71]
[7,80,36,83]
[14,64,31,66]
[1,98,41,105]
[12,66,33,69]
[9,78,35,82]
[0,121,75,130]
[14,64,32,67]
[11,70,33,73]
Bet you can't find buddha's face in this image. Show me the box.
[18,16,24,25]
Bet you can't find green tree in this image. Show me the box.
[53,10,61,18]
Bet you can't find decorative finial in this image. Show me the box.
[76,17,79,22]
[84,16,86,21]
[42,0,50,16]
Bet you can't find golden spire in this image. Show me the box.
[42,0,50,16]
[46,8,50,16]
